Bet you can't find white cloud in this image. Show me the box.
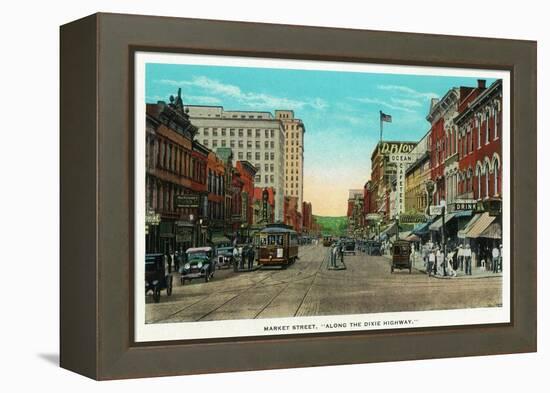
[390,97,422,108]
[156,76,327,112]
[377,84,439,100]
[185,95,222,105]
[350,97,416,113]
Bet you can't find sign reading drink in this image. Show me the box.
[386,142,417,215]
[452,199,477,211]
[175,194,200,208]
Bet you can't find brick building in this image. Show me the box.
[454,79,503,200]
[145,91,208,254]
[427,80,487,206]
[235,160,258,227]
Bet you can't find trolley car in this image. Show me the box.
[255,224,299,267]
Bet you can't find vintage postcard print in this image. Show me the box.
[134,52,510,342]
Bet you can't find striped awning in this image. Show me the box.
[463,212,496,239]
[458,213,481,239]
[479,221,502,239]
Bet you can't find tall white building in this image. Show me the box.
[184,105,286,221]
[275,110,305,212]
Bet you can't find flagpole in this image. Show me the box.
[379,110,383,142]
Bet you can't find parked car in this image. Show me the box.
[145,253,173,303]
[180,247,216,284]
[215,246,234,269]
[342,239,356,255]
[366,240,382,256]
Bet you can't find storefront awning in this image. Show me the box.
[380,222,397,236]
[463,212,496,239]
[412,220,431,236]
[429,213,457,231]
[479,221,502,239]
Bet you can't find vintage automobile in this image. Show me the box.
[342,239,356,255]
[366,240,382,256]
[391,240,412,273]
[145,253,173,303]
[179,247,216,284]
[215,246,234,269]
[255,223,298,268]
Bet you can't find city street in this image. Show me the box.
[146,244,502,323]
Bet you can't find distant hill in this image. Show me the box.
[314,215,348,236]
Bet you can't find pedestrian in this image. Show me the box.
[436,247,443,276]
[446,251,456,277]
[339,243,345,264]
[232,246,241,272]
[247,245,255,270]
[428,249,436,276]
[457,244,464,271]
[464,244,472,275]
[174,251,180,272]
[164,252,171,274]
[492,244,500,273]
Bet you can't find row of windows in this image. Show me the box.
[145,135,206,184]
[254,175,276,184]
[432,107,501,166]
[233,151,277,161]
[207,169,225,196]
[203,139,276,149]
[286,139,301,146]
[284,123,301,130]
[201,128,276,138]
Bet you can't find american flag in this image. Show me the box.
[380,111,392,123]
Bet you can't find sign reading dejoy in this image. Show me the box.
[379,142,416,155]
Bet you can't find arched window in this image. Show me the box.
[477,115,481,150]
[485,111,490,145]
[476,166,482,199]
[485,162,490,198]
[494,159,500,196]
[494,105,500,140]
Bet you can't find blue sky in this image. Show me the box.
[146,63,495,216]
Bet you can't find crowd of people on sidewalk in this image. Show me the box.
[416,241,503,278]
[379,238,503,278]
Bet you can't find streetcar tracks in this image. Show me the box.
[293,249,327,317]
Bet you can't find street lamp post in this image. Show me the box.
[395,214,400,240]
[440,199,447,276]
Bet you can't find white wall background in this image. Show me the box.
[0,0,545,391]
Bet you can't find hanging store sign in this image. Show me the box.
[379,142,417,156]
[399,214,428,223]
[429,205,443,216]
[389,151,415,215]
[175,194,200,208]
[452,199,477,211]
[365,213,382,221]
[145,209,161,225]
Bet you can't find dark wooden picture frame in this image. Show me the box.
[60,12,537,380]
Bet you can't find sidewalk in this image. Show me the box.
[382,254,502,279]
